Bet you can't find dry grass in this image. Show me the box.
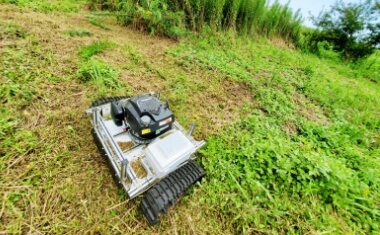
[130,158,147,178]
[118,141,134,152]
[0,3,244,234]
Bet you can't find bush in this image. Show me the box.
[354,50,380,83]
[117,0,187,38]
[317,41,342,62]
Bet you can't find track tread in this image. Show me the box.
[140,160,205,226]
[91,96,130,107]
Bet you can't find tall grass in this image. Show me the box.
[89,0,303,42]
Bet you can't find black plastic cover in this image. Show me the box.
[124,94,174,139]
[111,101,124,126]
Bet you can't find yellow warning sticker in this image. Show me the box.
[142,128,151,135]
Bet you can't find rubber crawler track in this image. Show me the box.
[140,160,205,225]
[91,96,130,107]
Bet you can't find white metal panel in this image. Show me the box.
[144,130,195,178]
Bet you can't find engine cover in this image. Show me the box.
[114,94,174,139]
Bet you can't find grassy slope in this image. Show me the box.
[0,2,379,235]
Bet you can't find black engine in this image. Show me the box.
[111,94,174,139]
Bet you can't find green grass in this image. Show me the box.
[77,59,125,94]
[79,40,112,61]
[1,2,380,234]
[165,36,380,233]
[76,40,130,96]
[0,0,86,12]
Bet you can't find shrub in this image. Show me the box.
[317,41,342,62]
[117,0,187,38]
[354,50,380,83]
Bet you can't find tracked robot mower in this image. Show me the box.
[86,92,205,225]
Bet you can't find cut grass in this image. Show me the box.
[1,2,379,235]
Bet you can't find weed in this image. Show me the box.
[78,59,120,88]
[88,0,117,11]
[79,41,112,61]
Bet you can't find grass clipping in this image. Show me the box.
[117,142,147,178]
[118,141,134,151]
[130,158,147,178]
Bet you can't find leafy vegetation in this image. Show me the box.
[354,50,380,83]
[1,1,380,234]
[91,0,302,41]
[167,37,380,233]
